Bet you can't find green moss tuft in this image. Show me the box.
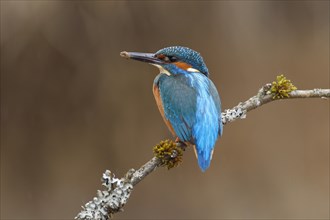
[153,140,183,169]
[270,74,297,99]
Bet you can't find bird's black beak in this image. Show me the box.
[120,51,164,65]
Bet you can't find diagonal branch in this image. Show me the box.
[75,79,329,220]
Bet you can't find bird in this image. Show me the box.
[120,46,223,171]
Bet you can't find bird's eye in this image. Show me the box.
[168,56,178,62]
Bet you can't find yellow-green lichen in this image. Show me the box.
[270,74,297,99]
[153,140,183,169]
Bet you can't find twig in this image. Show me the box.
[75,79,329,220]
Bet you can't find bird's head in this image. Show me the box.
[120,46,209,77]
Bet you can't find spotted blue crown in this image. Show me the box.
[156,46,209,77]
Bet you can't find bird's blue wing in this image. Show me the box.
[156,74,197,142]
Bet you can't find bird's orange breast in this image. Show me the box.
[152,84,176,136]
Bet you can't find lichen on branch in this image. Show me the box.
[153,140,184,169]
[76,170,133,220]
[270,74,297,99]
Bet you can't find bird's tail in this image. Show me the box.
[193,146,214,172]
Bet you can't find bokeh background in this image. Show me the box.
[1,1,329,219]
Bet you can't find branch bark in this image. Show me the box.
[75,84,329,220]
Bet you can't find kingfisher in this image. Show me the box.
[120,46,223,171]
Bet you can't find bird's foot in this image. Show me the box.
[153,140,184,169]
[174,137,187,150]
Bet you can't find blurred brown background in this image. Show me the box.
[1,1,329,219]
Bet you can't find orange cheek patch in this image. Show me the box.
[174,61,192,70]
[157,54,165,59]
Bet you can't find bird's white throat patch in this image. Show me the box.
[151,64,171,76]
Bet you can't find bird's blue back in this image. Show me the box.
[154,70,222,171]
